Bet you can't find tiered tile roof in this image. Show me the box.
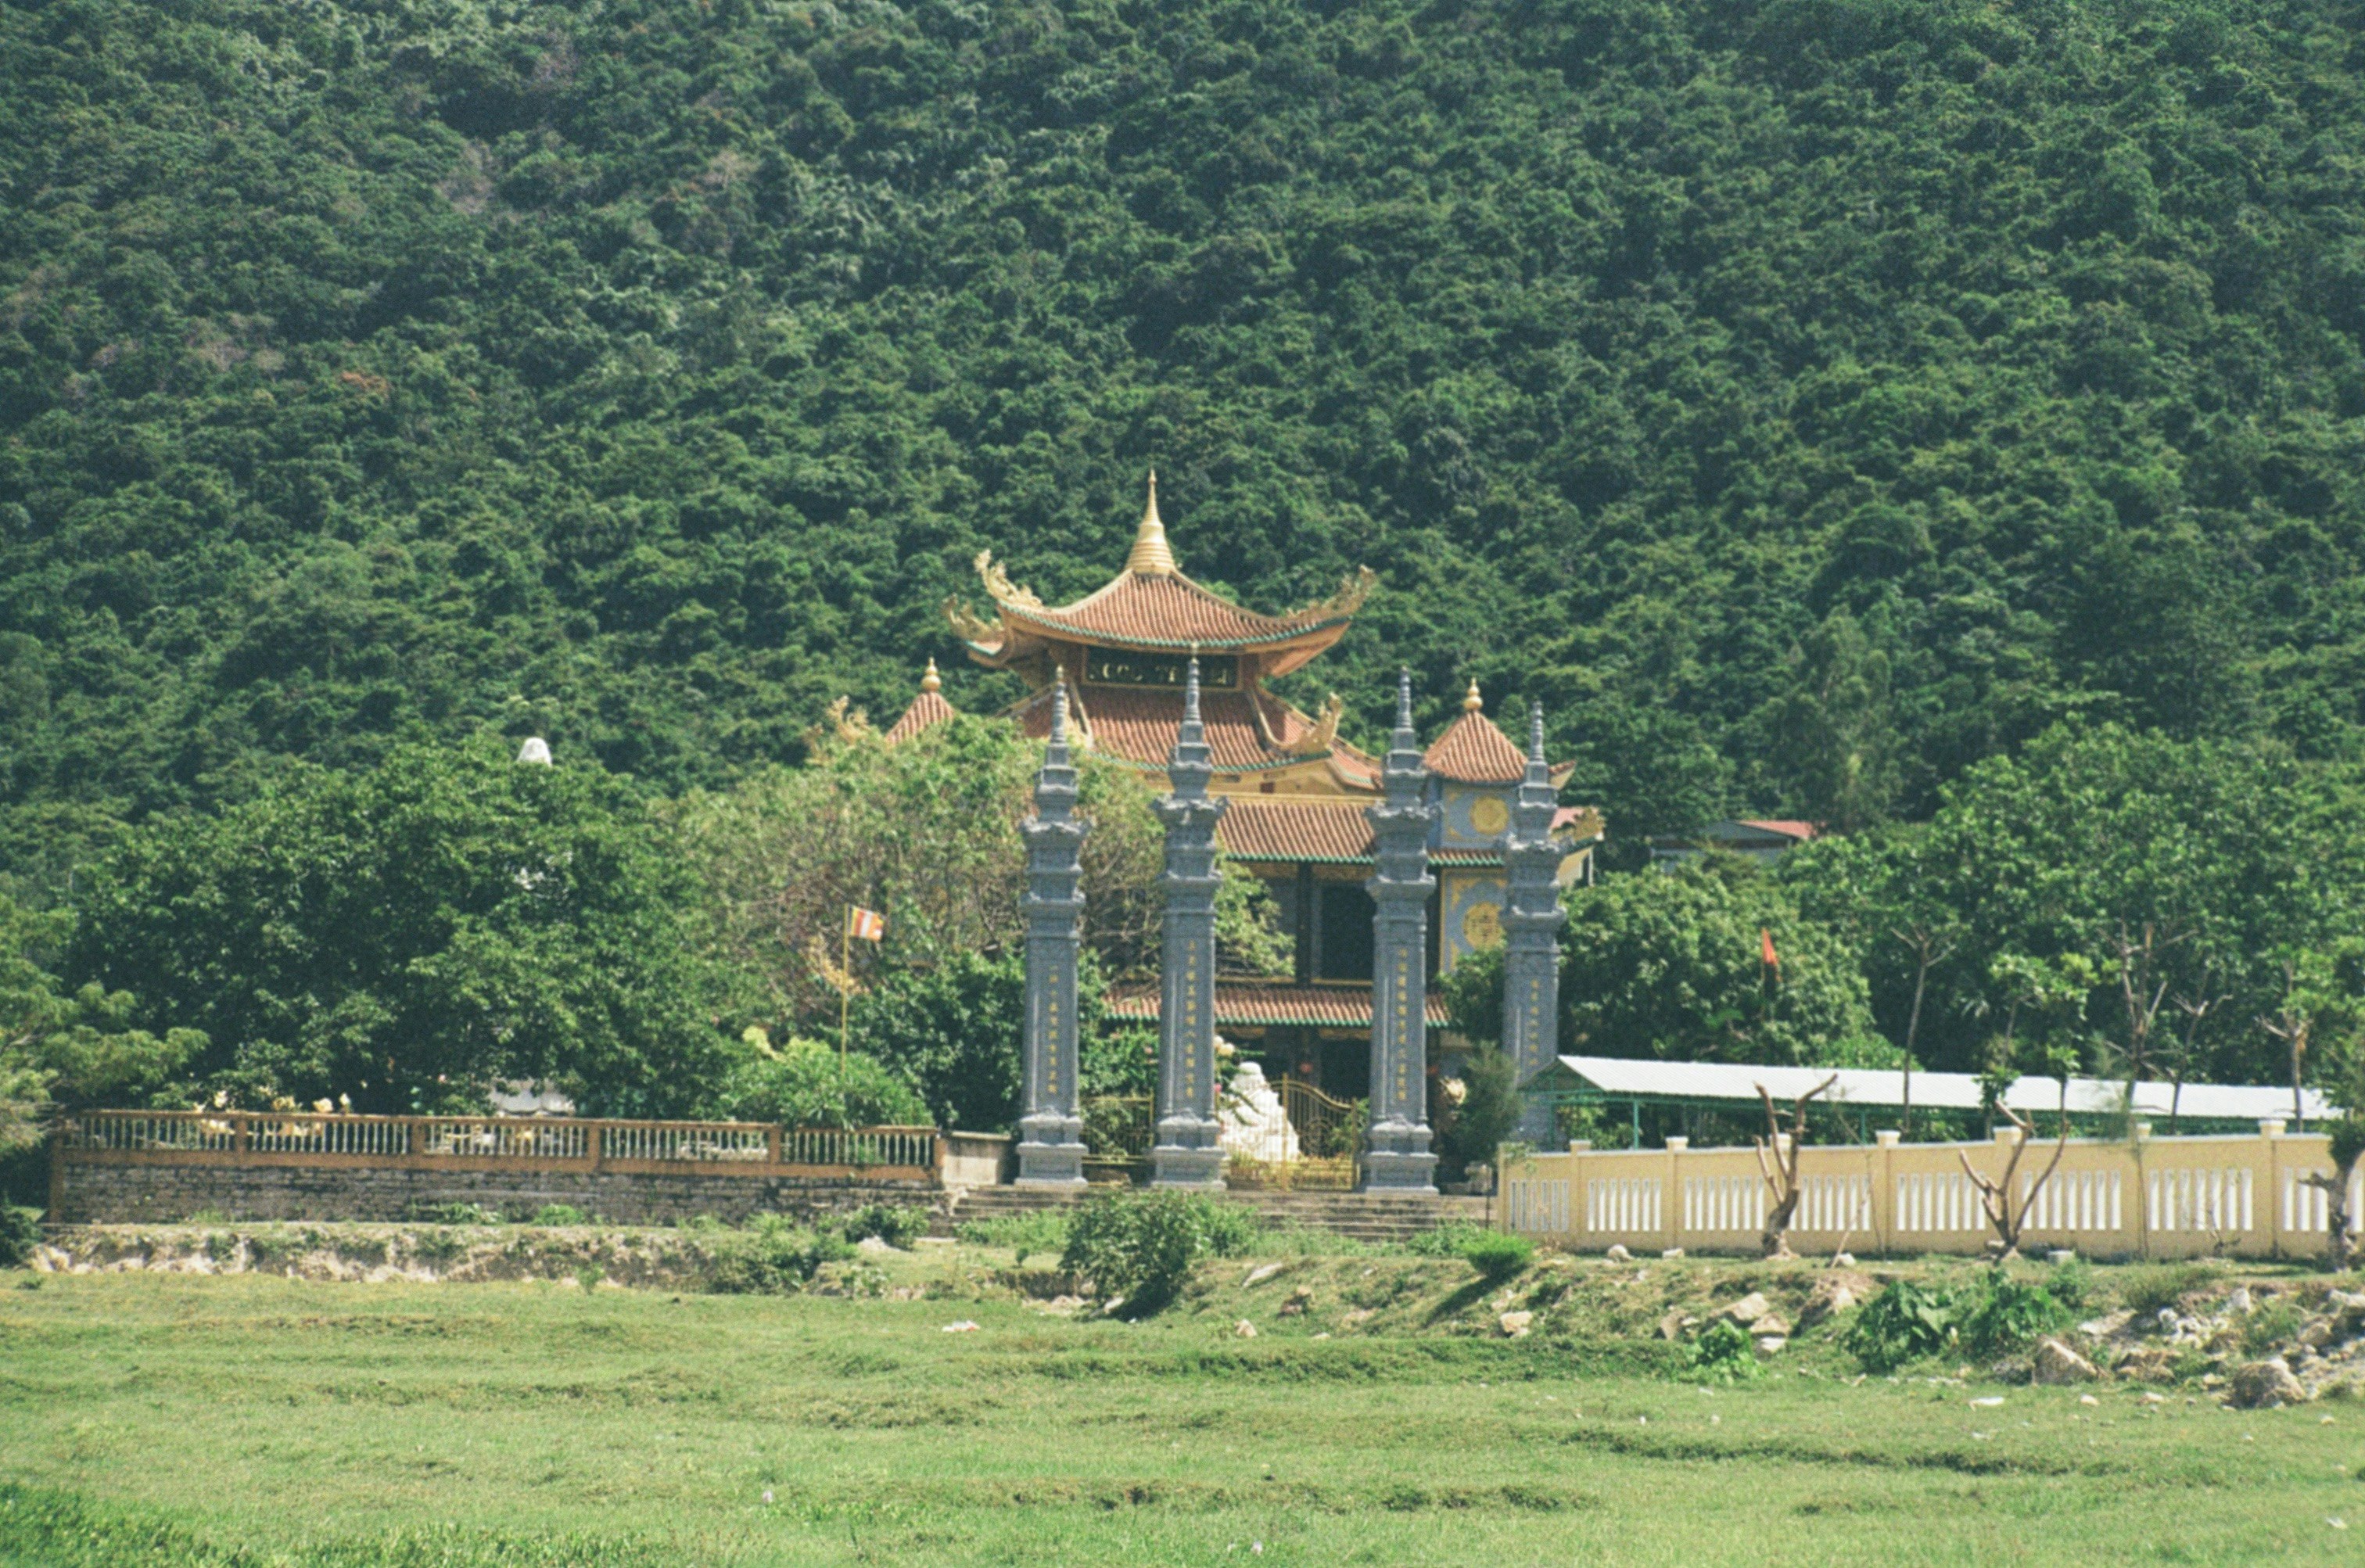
[1105,981,1450,1029]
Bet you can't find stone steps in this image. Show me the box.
[937,1183,1490,1243]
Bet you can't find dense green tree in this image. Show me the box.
[63,740,735,1116]
[1558,859,1889,1067]
[2,0,2364,881]
[705,1031,931,1131]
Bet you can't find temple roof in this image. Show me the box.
[1421,682,1530,782]
[1105,981,1450,1030]
[1216,797,1376,862]
[949,475,1374,673]
[883,660,956,744]
[1013,681,1381,788]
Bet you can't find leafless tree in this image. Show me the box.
[1754,1075,1838,1258]
[1958,1085,2073,1259]
[1890,920,1954,1141]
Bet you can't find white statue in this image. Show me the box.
[517,737,553,765]
[1218,1058,1300,1163]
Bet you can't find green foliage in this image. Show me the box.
[1437,1043,1524,1175]
[0,1204,41,1268]
[1405,1221,1496,1259]
[1845,1280,1959,1372]
[708,1033,928,1130]
[2119,1262,2223,1319]
[1684,1319,1763,1384]
[529,1205,587,1228]
[1456,1230,1534,1279]
[701,1215,852,1296]
[1559,859,1877,1064]
[838,1204,928,1251]
[2329,1117,2365,1181]
[2,0,2364,910]
[1058,1193,1258,1313]
[404,1203,501,1228]
[1442,943,1506,1049]
[2045,1259,2094,1311]
[951,1211,1071,1259]
[1959,1274,2074,1357]
[2241,1296,2308,1358]
[65,741,734,1117]
[849,951,1032,1133]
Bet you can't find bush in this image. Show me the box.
[530,1204,589,1227]
[838,1204,928,1250]
[2045,1258,2093,1310]
[1059,1192,1258,1313]
[2119,1261,2221,1319]
[709,1035,930,1130]
[1960,1273,2073,1356]
[1405,1220,1493,1258]
[0,1205,41,1268]
[1844,1280,1958,1372]
[2241,1295,2307,1358]
[1685,1319,1763,1383]
[404,1202,502,1226]
[1459,1231,1534,1279]
[702,1215,852,1295]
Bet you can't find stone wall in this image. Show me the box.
[52,1159,940,1227]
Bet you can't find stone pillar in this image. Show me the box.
[1362,669,1439,1193]
[1151,658,1228,1189]
[1016,677,1089,1186]
[1502,701,1567,1147]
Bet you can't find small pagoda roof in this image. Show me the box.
[949,475,1374,675]
[883,660,957,744]
[1423,682,1579,788]
[1010,680,1381,788]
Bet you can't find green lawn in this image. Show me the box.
[0,1257,2356,1566]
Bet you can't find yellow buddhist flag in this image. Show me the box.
[848,906,886,942]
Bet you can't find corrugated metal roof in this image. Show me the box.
[1108,981,1449,1028]
[1541,1055,2335,1122]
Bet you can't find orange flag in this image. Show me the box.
[1761,928,1779,968]
[849,907,886,942]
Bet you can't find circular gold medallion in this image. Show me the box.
[1462,900,1503,949]
[1470,795,1509,836]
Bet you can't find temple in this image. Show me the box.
[902,475,1603,1103]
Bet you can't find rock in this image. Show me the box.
[1233,1319,1259,1339]
[1499,1311,1534,1339]
[1830,1252,1857,1268]
[2229,1358,2309,1409]
[1800,1272,1875,1329]
[1722,1291,1771,1326]
[1661,1248,1685,1259]
[2047,1249,2076,1266]
[1746,1312,1792,1339]
[2227,1286,2253,1315]
[856,1235,895,1255]
[2033,1337,2100,1385]
[1605,1243,1633,1263]
[1341,1308,1374,1326]
[2080,1394,2100,1406]
[1278,1285,1314,1319]
[1756,1337,1787,1355]
[1657,1308,1688,1341]
[2115,1347,2179,1383]
[2299,1319,2336,1351]
[1244,1261,1286,1287]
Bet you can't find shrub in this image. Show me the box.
[709,1035,930,1130]
[2045,1258,2093,1310]
[0,1205,41,1268]
[838,1204,928,1250]
[2119,1261,2221,1319]
[531,1204,588,1227]
[1685,1319,1763,1383]
[1960,1273,2073,1356]
[1059,1192,1258,1314]
[404,1201,502,1226]
[1845,1280,1958,1372]
[1459,1231,1534,1279]
[184,1207,231,1225]
[702,1215,852,1295]
[2241,1295,2307,1358]
[1405,1220,1493,1258]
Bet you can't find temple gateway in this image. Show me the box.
[894,479,1602,1186]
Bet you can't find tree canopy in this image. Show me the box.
[4,0,2365,891]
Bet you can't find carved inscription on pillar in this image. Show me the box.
[1362,669,1438,1193]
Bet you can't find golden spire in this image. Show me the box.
[1125,470,1178,576]
[1463,679,1484,712]
[921,658,942,693]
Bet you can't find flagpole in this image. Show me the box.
[840,907,852,1080]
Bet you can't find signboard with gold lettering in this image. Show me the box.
[1084,651,1238,690]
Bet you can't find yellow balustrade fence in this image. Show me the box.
[55,1111,942,1182]
[1500,1121,2358,1261]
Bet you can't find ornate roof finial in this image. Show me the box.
[921,658,942,694]
[1125,469,1178,576]
[1463,679,1483,713]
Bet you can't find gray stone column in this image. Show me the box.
[1016,677,1089,1186]
[1502,701,1567,1147]
[1151,658,1228,1188]
[1362,669,1439,1193]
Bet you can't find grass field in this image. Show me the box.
[1,1244,2358,1566]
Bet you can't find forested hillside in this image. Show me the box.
[5,0,2365,890]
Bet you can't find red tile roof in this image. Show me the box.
[883,687,956,744]
[1422,708,1529,783]
[999,569,1363,654]
[1215,798,1375,862]
[1013,684,1380,788]
[1105,981,1448,1028]
[1735,820,1819,841]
